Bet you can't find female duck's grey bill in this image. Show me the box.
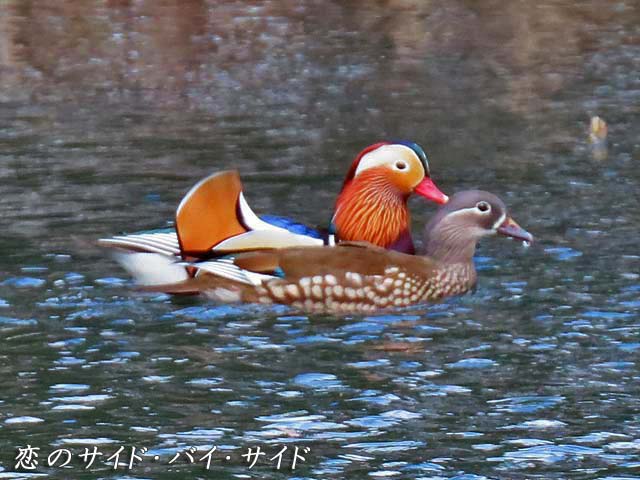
[497,217,533,243]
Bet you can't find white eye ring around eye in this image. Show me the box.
[395,161,407,171]
[476,201,491,213]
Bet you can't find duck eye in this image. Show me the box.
[476,201,491,213]
[395,161,407,171]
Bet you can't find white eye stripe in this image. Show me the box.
[443,207,480,219]
[492,212,506,230]
[354,144,422,177]
[444,206,505,231]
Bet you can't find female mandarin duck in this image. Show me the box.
[99,142,447,269]
[135,191,533,314]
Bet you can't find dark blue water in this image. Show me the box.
[0,1,639,478]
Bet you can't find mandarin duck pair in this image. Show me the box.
[101,141,532,314]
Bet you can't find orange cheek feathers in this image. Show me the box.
[333,176,410,248]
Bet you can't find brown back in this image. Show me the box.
[233,242,438,280]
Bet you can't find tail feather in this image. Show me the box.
[139,274,252,303]
[111,252,189,286]
[192,259,275,286]
[98,232,181,256]
[136,256,276,301]
[101,170,325,288]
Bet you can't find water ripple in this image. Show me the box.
[344,440,425,453]
[293,373,344,390]
[1,277,46,288]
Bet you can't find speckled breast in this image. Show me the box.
[255,263,475,314]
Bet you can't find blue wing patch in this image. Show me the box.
[259,215,323,239]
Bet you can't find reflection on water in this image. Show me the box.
[0,1,639,478]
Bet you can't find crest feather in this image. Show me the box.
[341,142,390,189]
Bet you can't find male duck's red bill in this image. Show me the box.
[415,176,449,204]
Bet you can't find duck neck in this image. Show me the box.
[419,226,479,296]
[333,169,412,252]
[423,223,480,266]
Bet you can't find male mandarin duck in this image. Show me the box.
[134,191,533,314]
[99,142,448,281]
[330,141,447,253]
